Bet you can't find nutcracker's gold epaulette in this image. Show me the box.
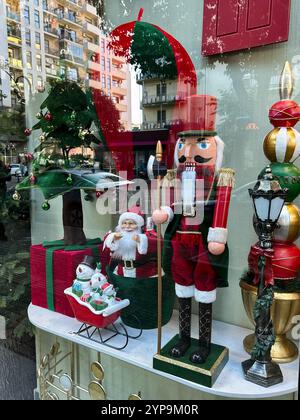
[217,168,236,188]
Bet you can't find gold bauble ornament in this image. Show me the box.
[263,127,300,163]
[274,203,300,243]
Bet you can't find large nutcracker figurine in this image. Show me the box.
[152,95,235,365]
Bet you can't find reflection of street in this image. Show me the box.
[6,175,19,192]
[0,344,36,400]
[0,172,35,400]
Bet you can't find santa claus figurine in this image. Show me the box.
[104,208,154,278]
[152,95,235,364]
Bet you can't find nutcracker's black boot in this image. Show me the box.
[190,303,212,364]
[170,298,192,358]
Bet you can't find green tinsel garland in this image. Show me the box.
[251,286,276,359]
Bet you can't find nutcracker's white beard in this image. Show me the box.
[181,170,196,207]
[112,227,141,261]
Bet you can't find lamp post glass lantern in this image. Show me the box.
[251,167,287,249]
[242,166,288,388]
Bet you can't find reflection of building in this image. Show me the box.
[138,74,180,130]
[0,0,131,135]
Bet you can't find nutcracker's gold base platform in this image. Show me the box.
[153,335,229,388]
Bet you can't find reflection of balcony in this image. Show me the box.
[44,26,59,37]
[45,47,60,57]
[142,120,183,130]
[82,1,97,16]
[9,58,23,69]
[84,40,100,54]
[7,30,22,46]
[61,53,84,67]
[136,72,166,84]
[116,103,127,113]
[111,85,127,96]
[46,67,59,78]
[59,35,83,46]
[112,67,126,80]
[89,79,102,90]
[56,11,82,27]
[43,6,58,16]
[112,55,126,65]
[83,22,100,36]
[6,11,20,22]
[142,95,180,107]
[58,0,83,10]
[88,60,100,71]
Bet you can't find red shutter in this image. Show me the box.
[202,0,291,56]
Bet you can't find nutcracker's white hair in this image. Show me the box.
[174,136,224,171]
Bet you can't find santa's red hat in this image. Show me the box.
[118,205,145,228]
[101,283,114,294]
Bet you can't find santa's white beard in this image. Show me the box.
[181,170,196,207]
[112,228,141,261]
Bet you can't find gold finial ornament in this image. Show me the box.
[280,61,294,100]
[156,141,163,163]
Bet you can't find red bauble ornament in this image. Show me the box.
[249,242,300,283]
[45,113,53,122]
[269,100,300,128]
[24,128,32,136]
[272,242,300,281]
[30,175,36,185]
[25,153,34,161]
[96,191,102,198]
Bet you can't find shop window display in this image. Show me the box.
[0,0,299,401]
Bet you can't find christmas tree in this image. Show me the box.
[16,79,127,245]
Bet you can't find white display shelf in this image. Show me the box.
[28,304,299,399]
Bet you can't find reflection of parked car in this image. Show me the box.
[10,164,28,178]
[10,164,22,177]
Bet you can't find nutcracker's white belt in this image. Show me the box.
[176,230,202,235]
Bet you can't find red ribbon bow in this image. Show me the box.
[248,244,274,287]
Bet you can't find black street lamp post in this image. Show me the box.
[242,166,288,387]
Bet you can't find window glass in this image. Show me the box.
[26,51,32,69]
[35,32,41,49]
[25,30,31,46]
[34,10,40,29]
[1,0,300,401]
[24,5,30,26]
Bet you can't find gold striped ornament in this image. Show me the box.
[263,127,300,163]
[274,203,300,244]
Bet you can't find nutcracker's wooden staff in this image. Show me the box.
[155,141,164,355]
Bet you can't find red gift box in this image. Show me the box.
[30,240,110,317]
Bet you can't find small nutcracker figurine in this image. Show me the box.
[152,95,235,364]
[104,207,157,278]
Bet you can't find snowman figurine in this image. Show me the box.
[90,262,107,294]
[72,256,96,301]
